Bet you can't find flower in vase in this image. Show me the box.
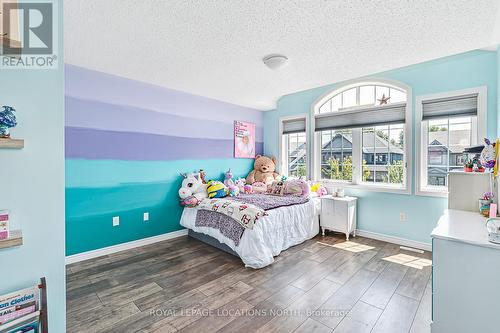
[0,106,17,138]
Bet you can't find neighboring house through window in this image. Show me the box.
[416,87,486,196]
[312,80,411,193]
[280,116,308,178]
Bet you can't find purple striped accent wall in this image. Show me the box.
[65,96,263,141]
[66,127,264,161]
[65,64,265,162]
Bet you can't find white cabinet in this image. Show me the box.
[320,196,357,240]
[431,210,500,333]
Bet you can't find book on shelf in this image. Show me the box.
[0,210,9,240]
[0,286,39,328]
[0,311,40,333]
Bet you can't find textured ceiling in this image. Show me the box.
[65,0,500,110]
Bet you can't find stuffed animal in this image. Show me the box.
[317,186,327,196]
[235,178,246,192]
[311,183,327,197]
[243,184,253,194]
[179,195,199,208]
[246,155,280,185]
[228,185,240,197]
[284,179,310,197]
[224,168,235,187]
[481,138,496,170]
[178,172,208,200]
[206,180,229,198]
[252,181,268,193]
[199,169,207,184]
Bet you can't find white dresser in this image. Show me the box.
[319,195,357,240]
[431,209,500,333]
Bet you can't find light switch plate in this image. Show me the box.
[113,216,120,226]
[144,212,149,221]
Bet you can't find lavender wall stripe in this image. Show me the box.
[66,64,265,123]
[65,96,264,141]
[66,127,264,161]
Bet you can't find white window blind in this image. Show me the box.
[282,118,306,134]
[314,102,406,132]
[422,93,477,121]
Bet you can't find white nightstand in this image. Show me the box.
[319,195,357,240]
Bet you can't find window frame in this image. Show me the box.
[310,79,413,195]
[415,86,487,197]
[279,114,310,179]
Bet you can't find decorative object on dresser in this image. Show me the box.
[486,217,500,244]
[480,138,496,171]
[478,191,494,217]
[319,195,357,240]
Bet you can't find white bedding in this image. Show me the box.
[180,199,320,268]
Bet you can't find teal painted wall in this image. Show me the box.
[65,65,264,256]
[0,1,65,330]
[66,159,256,255]
[264,50,498,244]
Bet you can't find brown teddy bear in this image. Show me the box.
[246,155,280,185]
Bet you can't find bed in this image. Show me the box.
[180,194,320,268]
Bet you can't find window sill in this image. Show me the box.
[320,180,410,195]
[416,187,448,198]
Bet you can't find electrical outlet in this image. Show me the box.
[144,212,149,222]
[400,212,407,222]
[113,216,120,226]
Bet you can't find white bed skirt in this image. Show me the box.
[180,199,320,269]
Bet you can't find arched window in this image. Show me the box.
[316,83,407,114]
[312,80,411,192]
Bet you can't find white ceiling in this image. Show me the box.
[65,0,500,111]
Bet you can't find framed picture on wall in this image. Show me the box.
[234,121,256,158]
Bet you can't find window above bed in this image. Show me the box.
[280,115,308,178]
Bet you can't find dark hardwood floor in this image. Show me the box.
[66,234,432,333]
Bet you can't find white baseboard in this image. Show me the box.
[65,229,189,265]
[355,229,432,252]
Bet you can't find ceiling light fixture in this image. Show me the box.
[263,54,288,70]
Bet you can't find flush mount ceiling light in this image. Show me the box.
[263,54,288,70]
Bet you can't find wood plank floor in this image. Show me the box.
[66,234,432,333]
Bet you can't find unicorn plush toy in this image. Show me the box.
[224,168,235,187]
[224,168,240,196]
[178,172,208,200]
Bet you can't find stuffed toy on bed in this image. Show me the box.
[246,155,280,185]
[206,180,229,198]
[178,172,208,200]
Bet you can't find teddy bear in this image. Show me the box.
[246,155,280,185]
